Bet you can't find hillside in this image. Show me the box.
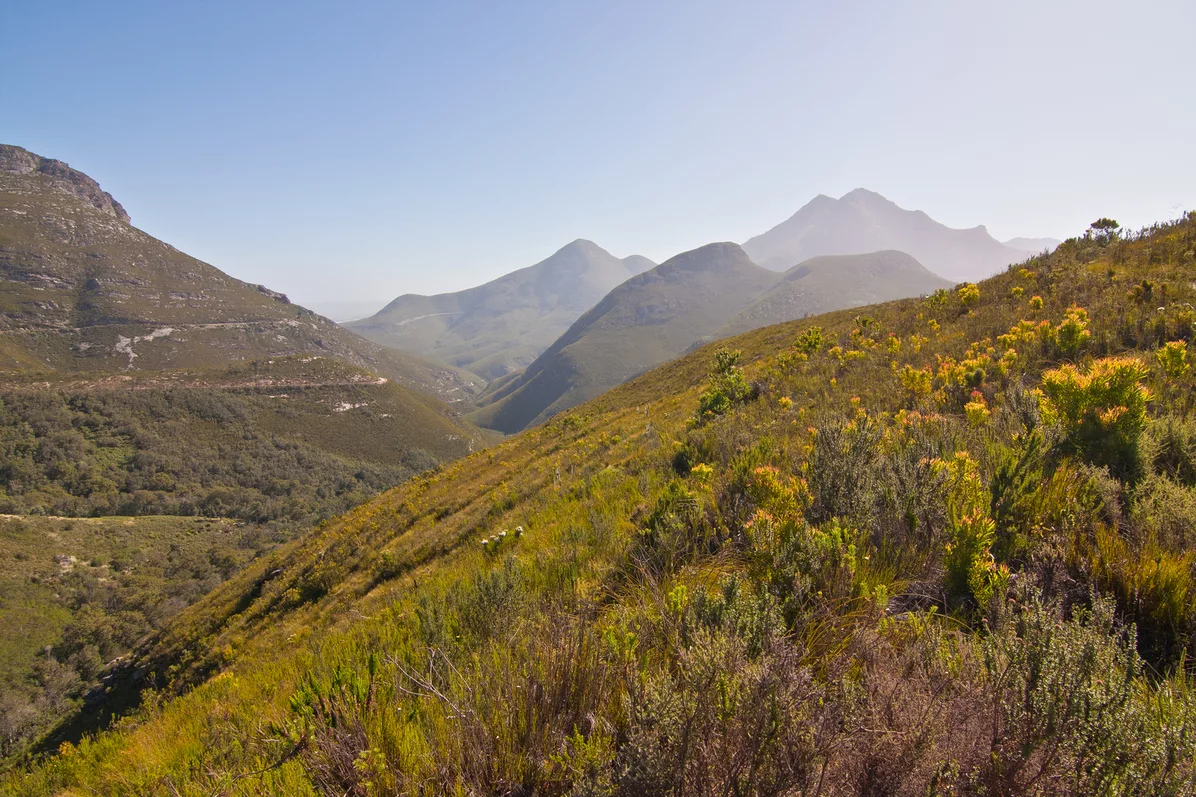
[717,250,950,337]
[7,214,1196,794]
[0,145,483,403]
[742,188,1054,282]
[0,147,497,761]
[469,242,777,432]
[346,240,654,380]
[0,515,280,761]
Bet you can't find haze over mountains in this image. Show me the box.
[716,250,950,338]
[742,188,1059,282]
[335,186,1056,434]
[470,242,777,432]
[347,240,654,380]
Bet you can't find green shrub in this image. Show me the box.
[981,595,1196,794]
[694,348,754,423]
[1038,356,1152,481]
[1145,415,1196,486]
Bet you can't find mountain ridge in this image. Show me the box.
[742,188,1054,282]
[348,239,654,380]
[469,242,779,432]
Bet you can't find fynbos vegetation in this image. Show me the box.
[6,215,1196,795]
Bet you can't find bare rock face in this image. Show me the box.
[0,144,130,223]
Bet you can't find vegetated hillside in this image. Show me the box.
[0,356,493,522]
[470,242,778,433]
[0,144,482,403]
[8,213,1196,795]
[347,240,655,380]
[742,187,1057,282]
[0,515,280,762]
[716,250,950,337]
[0,355,494,761]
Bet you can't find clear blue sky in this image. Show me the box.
[4,0,1194,309]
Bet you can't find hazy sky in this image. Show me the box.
[4,0,1194,311]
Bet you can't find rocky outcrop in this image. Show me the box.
[0,144,131,223]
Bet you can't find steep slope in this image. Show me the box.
[470,243,777,432]
[742,188,1042,282]
[0,144,482,403]
[346,240,655,380]
[717,250,951,337]
[10,216,1196,794]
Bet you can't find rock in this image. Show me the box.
[0,144,130,223]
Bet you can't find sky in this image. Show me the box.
[3,0,1194,315]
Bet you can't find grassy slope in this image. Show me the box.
[7,215,1196,794]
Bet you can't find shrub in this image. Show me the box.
[1052,305,1092,357]
[978,596,1186,794]
[793,326,825,356]
[958,283,980,308]
[694,348,754,423]
[1038,356,1152,481]
[1145,415,1196,486]
[1157,340,1190,379]
[936,452,1008,612]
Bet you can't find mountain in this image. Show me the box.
[742,188,1041,283]
[0,145,499,756]
[1003,236,1062,254]
[11,214,1196,793]
[469,242,777,432]
[346,240,655,380]
[0,144,483,403]
[717,250,950,337]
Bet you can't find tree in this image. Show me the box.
[1089,217,1121,244]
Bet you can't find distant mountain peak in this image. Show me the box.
[743,188,1048,283]
[0,144,130,224]
[840,187,888,202]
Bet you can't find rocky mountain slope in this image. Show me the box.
[742,188,1056,282]
[0,144,483,403]
[346,239,654,380]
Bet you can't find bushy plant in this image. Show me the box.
[981,595,1196,795]
[1038,356,1152,481]
[1157,340,1189,379]
[793,326,825,356]
[936,452,1008,612]
[694,348,754,423]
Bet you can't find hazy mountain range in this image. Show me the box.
[470,245,951,432]
[347,240,654,380]
[470,243,778,432]
[0,143,1059,441]
[742,188,1058,282]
